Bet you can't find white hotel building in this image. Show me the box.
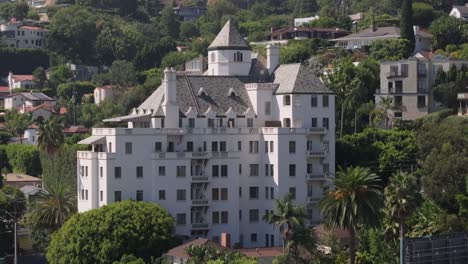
[77,20,336,248]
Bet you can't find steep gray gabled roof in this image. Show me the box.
[453,5,468,18]
[208,19,250,51]
[273,64,333,94]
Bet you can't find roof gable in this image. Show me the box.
[208,19,250,51]
[273,64,332,94]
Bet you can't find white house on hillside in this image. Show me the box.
[450,4,468,21]
[332,26,432,52]
[94,85,114,105]
[7,72,36,91]
[294,15,320,26]
[77,20,336,248]
[0,19,47,48]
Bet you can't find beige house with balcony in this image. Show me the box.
[458,92,468,116]
[376,53,468,122]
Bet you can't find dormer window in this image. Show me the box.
[234,52,243,62]
[197,87,208,97]
[227,88,238,97]
[211,52,216,63]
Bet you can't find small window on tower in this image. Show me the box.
[211,52,215,62]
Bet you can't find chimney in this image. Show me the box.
[413,25,420,35]
[220,233,231,248]
[163,67,177,105]
[266,44,280,74]
[8,71,13,94]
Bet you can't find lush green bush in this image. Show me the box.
[369,39,413,61]
[5,144,41,176]
[0,48,49,76]
[0,131,11,144]
[57,82,95,102]
[47,201,175,264]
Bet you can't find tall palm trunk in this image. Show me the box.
[399,217,405,264]
[349,227,356,264]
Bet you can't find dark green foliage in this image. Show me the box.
[5,144,41,176]
[32,66,48,89]
[159,6,180,40]
[307,16,353,31]
[57,82,95,102]
[0,131,11,144]
[400,0,415,50]
[161,51,199,68]
[429,15,467,50]
[412,2,439,27]
[0,48,50,76]
[337,128,417,182]
[46,6,98,64]
[48,64,73,89]
[0,185,26,257]
[0,1,29,20]
[433,65,468,110]
[370,39,413,61]
[46,201,175,264]
[416,114,468,213]
[279,39,328,64]
[40,144,87,190]
[180,22,199,40]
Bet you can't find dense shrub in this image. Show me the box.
[0,48,49,76]
[5,144,41,176]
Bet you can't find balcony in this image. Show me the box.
[77,151,116,160]
[306,127,327,135]
[191,151,209,159]
[307,197,321,204]
[306,173,331,181]
[191,176,209,182]
[387,72,408,79]
[306,151,326,158]
[191,223,210,230]
[191,199,209,206]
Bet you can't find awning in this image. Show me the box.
[103,113,152,122]
[78,135,105,145]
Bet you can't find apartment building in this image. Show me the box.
[376,52,468,121]
[77,20,336,248]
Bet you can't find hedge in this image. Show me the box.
[5,144,41,176]
[0,48,50,76]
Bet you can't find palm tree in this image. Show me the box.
[28,182,76,228]
[263,194,308,256]
[356,101,378,131]
[5,109,31,144]
[320,167,382,264]
[378,97,394,129]
[37,117,64,155]
[384,171,421,263]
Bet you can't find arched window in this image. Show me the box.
[234,52,243,62]
[210,52,216,63]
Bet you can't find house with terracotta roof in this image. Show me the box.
[332,26,432,52]
[267,26,349,42]
[3,173,42,189]
[0,19,47,48]
[4,92,55,110]
[7,71,36,91]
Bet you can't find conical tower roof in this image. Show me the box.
[208,19,250,51]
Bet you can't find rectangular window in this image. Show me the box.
[239,187,242,198]
[289,164,296,177]
[186,141,193,152]
[221,211,228,224]
[249,187,259,199]
[220,141,226,152]
[394,112,403,118]
[395,81,403,93]
[100,167,103,178]
[251,233,257,243]
[100,190,103,201]
[311,95,318,107]
[283,95,291,106]
[265,164,269,176]
[81,166,84,177]
[264,141,269,153]
[176,166,186,177]
[283,118,291,128]
[221,188,228,200]
[289,187,296,200]
[270,141,274,152]
[237,141,242,151]
[322,95,329,107]
[307,140,313,151]
[323,163,330,174]
[220,165,228,177]
[136,166,143,178]
[176,189,186,201]
[270,164,274,176]
[136,190,143,201]
[212,141,218,152]
[155,142,162,152]
[85,166,88,177]
[394,96,403,107]
[114,191,121,202]
[208,118,215,128]
[212,211,220,224]
[265,187,269,199]
[176,213,186,225]
[125,142,132,154]
[307,163,313,173]
[212,188,219,200]
[115,167,121,179]
[228,118,235,128]
[212,165,219,177]
[249,141,259,153]
[323,118,329,129]
[249,164,259,176]
[238,164,242,175]
[265,101,271,115]
[247,118,254,128]
[270,187,274,199]
[311,118,317,127]
[159,190,165,200]
[289,141,296,153]
[417,96,426,108]
[188,118,195,128]
[249,209,259,222]
[388,82,393,91]
[159,166,166,176]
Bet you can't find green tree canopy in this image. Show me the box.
[429,15,467,50]
[369,39,413,61]
[46,201,175,264]
[400,0,415,50]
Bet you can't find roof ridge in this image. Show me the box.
[208,19,250,51]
